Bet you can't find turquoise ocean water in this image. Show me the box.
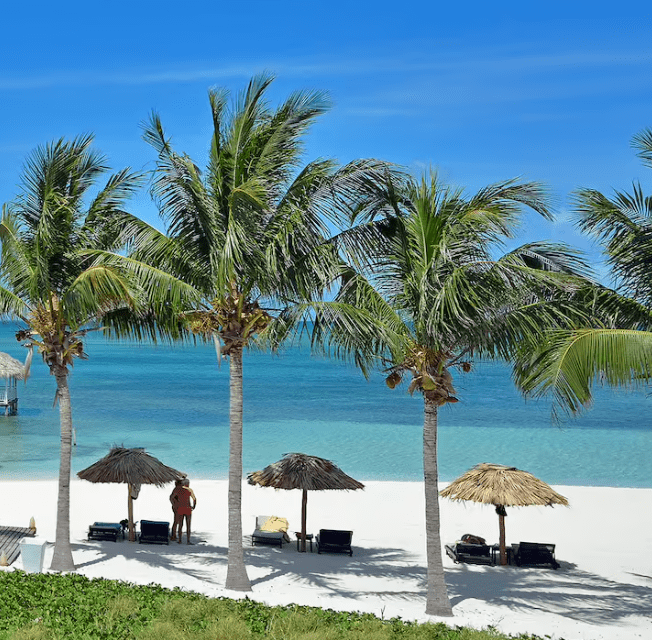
[0,323,650,488]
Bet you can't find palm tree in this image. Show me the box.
[135,73,392,591]
[0,135,179,571]
[514,128,652,416]
[311,171,591,616]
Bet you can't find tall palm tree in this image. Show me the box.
[135,73,392,591]
[514,128,652,416]
[308,171,591,616]
[0,135,183,571]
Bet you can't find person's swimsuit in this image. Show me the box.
[176,487,193,516]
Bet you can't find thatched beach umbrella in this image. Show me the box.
[78,447,185,542]
[440,463,568,566]
[248,453,364,552]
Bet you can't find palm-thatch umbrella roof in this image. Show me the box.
[248,453,364,552]
[0,352,25,380]
[440,463,568,565]
[78,447,186,541]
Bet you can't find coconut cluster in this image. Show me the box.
[385,346,472,406]
[186,294,272,356]
[17,300,87,371]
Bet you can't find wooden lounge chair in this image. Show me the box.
[138,520,170,545]
[251,516,289,547]
[445,541,493,565]
[88,522,123,542]
[512,541,560,569]
[316,529,353,556]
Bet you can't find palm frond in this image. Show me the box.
[573,187,641,245]
[261,299,403,377]
[503,241,595,278]
[115,216,210,291]
[468,179,554,221]
[228,73,276,188]
[0,285,31,321]
[251,87,331,194]
[18,135,107,230]
[81,168,145,251]
[0,209,36,299]
[514,329,652,419]
[632,126,652,169]
[63,264,135,322]
[80,250,203,314]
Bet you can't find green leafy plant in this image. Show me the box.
[0,572,551,640]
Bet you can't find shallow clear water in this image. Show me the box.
[0,323,650,487]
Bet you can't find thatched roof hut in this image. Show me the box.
[248,453,364,551]
[440,463,568,565]
[0,352,25,415]
[0,352,25,380]
[78,447,186,541]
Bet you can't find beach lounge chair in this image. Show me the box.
[316,529,353,556]
[87,522,123,542]
[512,541,559,569]
[445,541,493,565]
[138,520,170,545]
[251,516,290,547]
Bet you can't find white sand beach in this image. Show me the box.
[2,479,651,640]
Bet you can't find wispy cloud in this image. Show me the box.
[0,65,256,91]
[1,48,650,92]
[0,58,402,91]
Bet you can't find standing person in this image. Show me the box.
[176,478,197,544]
[169,478,183,541]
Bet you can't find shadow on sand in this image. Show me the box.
[72,534,652,628]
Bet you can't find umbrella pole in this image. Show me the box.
[300,488,308,552]
[498,507,507,565]
[127,484,136,542]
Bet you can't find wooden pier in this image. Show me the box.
[0,526,36,566]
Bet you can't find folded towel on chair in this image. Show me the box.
[259,516,289,533]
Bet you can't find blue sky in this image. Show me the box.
[1,1,651,282]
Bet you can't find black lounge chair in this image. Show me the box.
[445,542,493,565]
[88,522,123,542]
[512,541,560,569]
[138,520,170,545]
[316,529,353,556]
[251,516,288,547]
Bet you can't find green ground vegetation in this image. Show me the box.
[0,572,553,640]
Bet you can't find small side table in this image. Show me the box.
[491,544,514,565]
[295,532,314,552]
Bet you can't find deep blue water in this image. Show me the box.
[0,323,650,487]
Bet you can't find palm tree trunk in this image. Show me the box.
[49,367,76,572]
[225,347,252,591]
[423,398,453,616]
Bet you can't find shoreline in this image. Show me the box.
[2,479,651,640]
[6,469,652,490]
